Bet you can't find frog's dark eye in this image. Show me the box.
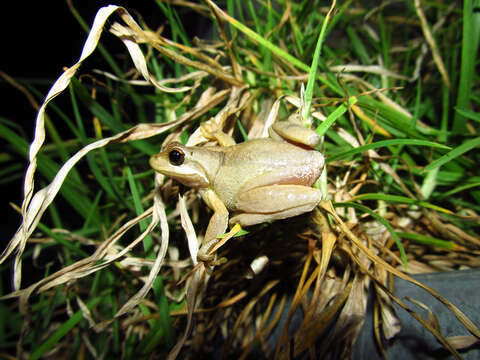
[169,148,185,165]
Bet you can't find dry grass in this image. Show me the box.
[1,1,479,359]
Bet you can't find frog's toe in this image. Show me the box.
[197,247,227,264]
[197,251,214,262]
[197,252,227,273]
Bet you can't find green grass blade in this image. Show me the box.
[0,121,95,221]
[327,139,451,162]
[424,137,480,172]
[29,296,103,360]
[436,181,480,199]
[156,0,191,46]
[396,232,455,250]
[352,193,454,215]
[346,26,371,65]
[206,0,342,95]
[316,97,357,138]
[125,165,153,257]
[356,98,428,139]
[455,107,480,123]
[302,1,335,121]
[452,0,480,131]
[334,202,408,267]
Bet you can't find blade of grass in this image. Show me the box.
[36,221,89,258]
[452,0,480,131]
[0,121,95,221]
[156,0,191,46]
[325,0,352,38]
[327,139,451,162]
[436,181,480,199]
[125,165,153,257]
[263,0,274,70]
[0,163,24,184]
[137,277,174,353]
[334,202,408,267]
[153,276,174,347]
[28,296,104,360]
[303,0,336,122]
[378,12,392,90]
[346,26,371,65]
[204,0,343,95]
[356,98,428,139]
[80,190,103,234]
[396,232,457,250]
[424,137,480,172]
[455,107,480,123]
[71,78,157,155]
[70,79,127,207]
[352,193,455,215]
[67,2,124,77]
[316,96,357,138]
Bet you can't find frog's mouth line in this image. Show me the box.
[164,163,211,188]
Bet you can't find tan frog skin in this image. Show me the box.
[149,121,324,262]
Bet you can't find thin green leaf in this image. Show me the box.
[29,296,103,360]
[334,202,408,267]
[424,137,480,172]
[436,181,480,199]
[346,26,371,65]
[0,121,95,221]
[316,97,357,138]
[353,193,454,215]
[328,139,451,162]
[396,232,455,250]
[455,107,480,123]
[452,0,480,131]
[303,0,336,121]
[217,229,249,239]
[125,165,153,257]
[205,0,342,95]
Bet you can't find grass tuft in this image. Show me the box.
[1,1,479,359]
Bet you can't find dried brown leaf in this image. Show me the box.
[321,201,480,358]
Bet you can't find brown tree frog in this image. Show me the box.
[149,121,324,263]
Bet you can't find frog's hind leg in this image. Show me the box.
[230,204,317,226]
[230,185,323,227]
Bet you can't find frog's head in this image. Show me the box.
[149,142,221,188]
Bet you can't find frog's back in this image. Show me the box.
[213,138,323,210]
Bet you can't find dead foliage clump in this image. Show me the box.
[1,1,479,359]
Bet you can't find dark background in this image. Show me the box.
[0,1,206,268]
[1,2,138,244]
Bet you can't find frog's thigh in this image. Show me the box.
[235,185,322,213]
[231,185,322,226]
[239,166,320,192]
[230,204,317,227]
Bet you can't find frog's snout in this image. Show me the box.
[149,153,160,171]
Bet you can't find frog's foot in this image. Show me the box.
[197,245,227,271]
[200,122,236,147]
[200,121,220,138]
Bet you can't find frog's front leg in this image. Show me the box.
[200,122,236,147]
[230,185,323,227]
[197,188,229,263]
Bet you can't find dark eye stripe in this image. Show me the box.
[169,148,185,165]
